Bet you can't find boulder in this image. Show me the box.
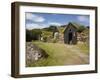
[26,42,48,66]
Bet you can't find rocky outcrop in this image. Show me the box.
[26,42,48,66]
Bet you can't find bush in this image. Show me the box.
[43,37,47,42]
[26,29,42,42]
[26,30,32,41]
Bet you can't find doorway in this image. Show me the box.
[68,32,73,44]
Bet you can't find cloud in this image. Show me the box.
[77,16,89,22]
[26,23,48,30]
[26,13,45,22]
[48,22,62,26]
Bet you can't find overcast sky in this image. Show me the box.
[25,12,90,30]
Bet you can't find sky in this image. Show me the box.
[25,12,90,30]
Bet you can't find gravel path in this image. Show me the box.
[65,45,89,65]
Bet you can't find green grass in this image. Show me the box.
[27,41,89,67]
[77,42,89,54]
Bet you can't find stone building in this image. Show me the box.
[64,22,79,44]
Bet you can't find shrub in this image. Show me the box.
[26,30,32,41]
[26,29,42,42]
[43,37,47,42]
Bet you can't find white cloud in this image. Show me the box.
[48,22,62,26]
[26,13,45,22]
[26,23,48,30]
[77,16,89,22]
